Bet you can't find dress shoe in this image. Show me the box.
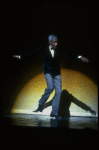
[38,104,43,112]
[33,104,43,112]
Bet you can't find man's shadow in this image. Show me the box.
[42,89,96,117]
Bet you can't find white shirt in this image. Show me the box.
[49,45,55,58]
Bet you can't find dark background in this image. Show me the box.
[6,3,96,56]
[2,3,97,114]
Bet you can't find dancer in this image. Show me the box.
[13,35,89,119]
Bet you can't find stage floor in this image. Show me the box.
[2,114,98,145]
[2,113,98,129]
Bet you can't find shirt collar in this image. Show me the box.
[49,45,55,51]
[49,45,52,49]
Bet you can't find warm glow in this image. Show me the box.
[11,69,98,117]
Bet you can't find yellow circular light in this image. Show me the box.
[11,69,98,116]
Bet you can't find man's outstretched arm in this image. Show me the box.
[13,50,36,60]
[13,44,45,60]
[60,46,89,63]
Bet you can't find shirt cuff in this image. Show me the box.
[19,55,21,59]
[78,55,82,59]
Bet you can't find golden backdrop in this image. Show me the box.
[11,68,98,117]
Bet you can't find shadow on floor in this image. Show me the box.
[42,89,96,117]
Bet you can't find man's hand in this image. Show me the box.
[81,56,89,63]
[13,55,21,59]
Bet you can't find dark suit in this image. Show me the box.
[22,44,77,115]
[23,44,77,76]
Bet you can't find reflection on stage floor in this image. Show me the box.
[2,113,98,145]
[2,113,98,129]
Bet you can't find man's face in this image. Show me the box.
[49,39,58,50]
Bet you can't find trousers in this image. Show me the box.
[39,73,62,115]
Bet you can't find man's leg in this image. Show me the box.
[51,75,62,116]
[39,74,54,105]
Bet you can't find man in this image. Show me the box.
[13,35,89,119]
